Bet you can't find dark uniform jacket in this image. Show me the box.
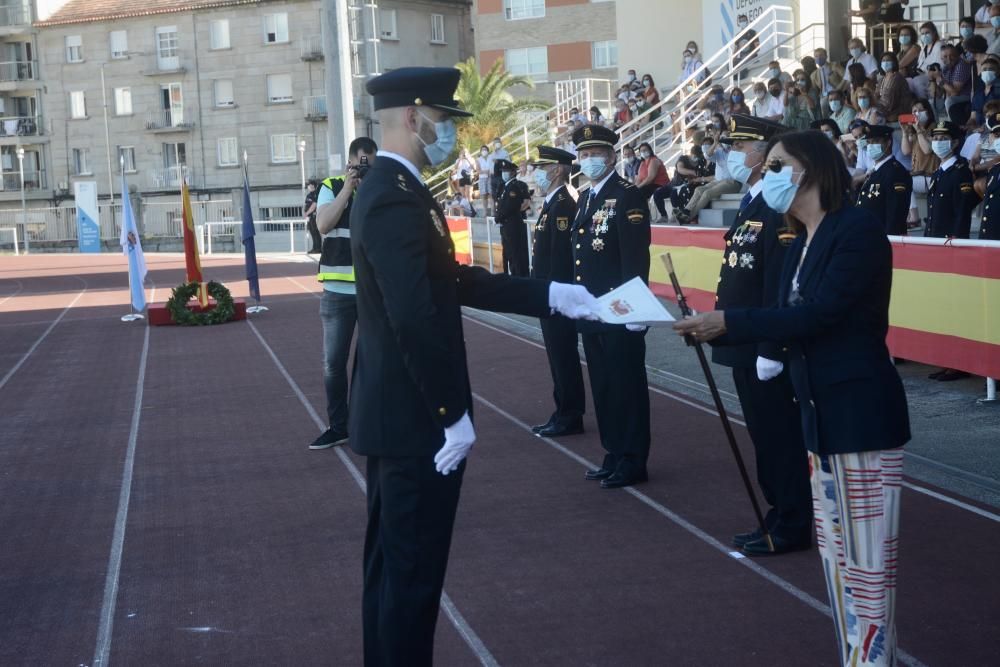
[723,206,911,455]
[531,184,578,282]
[495,178,531,225]
[855,157,912,235]
[349,155,551,457]
[926,157,978,238]
[571,172,651,332]
[979,162,1000,240]
[713,191,795,369]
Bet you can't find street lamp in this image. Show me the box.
[17,145,27,253]
[298,139,307,193]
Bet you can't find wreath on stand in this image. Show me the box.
[166,281,235,326]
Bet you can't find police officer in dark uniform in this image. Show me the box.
[855,124,913,235]
[715,114,812,555]
[572,124,652,489]
[494,158,531,276]
[927,120,979,239]
[529,145,586,437]
[978,112,1000,240]
[349,67,599,667]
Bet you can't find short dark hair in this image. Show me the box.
[964,34,989,55]
[765,130,851,230]
[349,137,377,157]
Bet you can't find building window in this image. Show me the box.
[114,87,132,115]
[156,27,178,59]
[379,9,398,40]
[431,14,445,44]
[72,148,92,175]
[505,47,548,81]
[504,0,544,20]
[69,91,86,118]
[110,30,128,59]
[210,19,230,50]
[214,79,235,107]
[218,137,238,167]
[270,134,297,163]
[592,40,618,69]
[66,35,83,63]
[264,13,289,43]
[266,73,293,104]
[118,146,136,172]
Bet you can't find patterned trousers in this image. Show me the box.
[809,449,903,667]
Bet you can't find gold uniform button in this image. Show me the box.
[578,228,585,234]
[438,407,446,416]
[576,276,581,282]
[575,259,581,265]
[576,243,581,249]
[726,240,732,247]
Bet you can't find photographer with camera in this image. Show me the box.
[308,136,378,451]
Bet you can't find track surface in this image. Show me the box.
[0,253,996,666]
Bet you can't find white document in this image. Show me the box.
[594,277,676,327]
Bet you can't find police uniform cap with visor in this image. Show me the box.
[929,120,964,139]
[530,145,576,167]
[720,113,787,145]
[572,124,619,149]
[365,66,473,117]
[865,124,894,140]
[495,158,518,172]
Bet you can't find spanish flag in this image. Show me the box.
[181,177,209,306]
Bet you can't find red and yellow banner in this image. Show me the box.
[181,179,209,306]
[447,216,473,265]
[651,226,1000,379]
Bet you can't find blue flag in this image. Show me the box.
[241,167,261,302]
[119,173,147,311]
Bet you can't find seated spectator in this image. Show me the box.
[763,60,792,85]
[568,107,587,125]
[970,99,1000,194]
[978,1,998,27]
[673,127,741,224]
[447,191,476,217]
[680,49,705,87]
[589,105,606,125]
[750,82,770,117]
[627,98,643,128]
[849,62,878,109]
[964,33,991,72]
[634,141,670,200]
[959,15,976,40]
[812,117,850,163]
[652,148,702,222]
[901,99,939,225]
[734,13,760,74]
[910,21,945,99]
[612,99,632,130]
[728,87,751,117]
[855,87,881,124]
[897,25,921,76]
[929,43,973,123]
[763,78,786,120]
[828,89,857,129]
[846,118,870,175]
[973,56,1000,125]
[811,47,846,113]
[876,52,914,122]
[846,38,880,79]
[642,74,662,120]
[702,84,728,117]
[987,5,1000,57]
[783,79,818,129]
[625,69,644,94]
[793,68,821,108]
[686,40,703,64]
[621,145,641,182]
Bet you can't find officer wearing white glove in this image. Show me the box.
[548,282,600,320]
[756,356,784,381]
[435,411,476,474]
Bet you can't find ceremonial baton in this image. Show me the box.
[660,253,774,552]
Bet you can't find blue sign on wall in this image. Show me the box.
[75,181,101,253]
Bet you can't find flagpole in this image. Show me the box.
[244,150,268,314]
[121,155,145,322]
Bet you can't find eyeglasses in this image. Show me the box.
[765,157,805,176]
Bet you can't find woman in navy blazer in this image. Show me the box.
[676,130,910,667]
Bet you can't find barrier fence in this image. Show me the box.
[202,219,307,255]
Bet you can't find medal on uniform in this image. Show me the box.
[430,209,446,237]
[728,250,738,267]
[739,252,755,269]
[536,214,547,231]
[397,174,410,191]
[592,238,605,252]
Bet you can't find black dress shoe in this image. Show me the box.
[937,369,970,382]
[584,467,614,481]
[600,470,648,489]
[531,418,555,434]
[741,534,811,556]
[732,527,763,548]
[536,421,584,438]
[927,368,947,380]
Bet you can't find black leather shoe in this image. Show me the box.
[741,534,811,556]
[937,369,970,382]
[927,368,947,380]
[536,421,584,438]
[732,527,763,548]
[584,467,614,481]
[531,418,555,434]
[600,470,648,489]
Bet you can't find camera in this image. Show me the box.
[351,155,370,179]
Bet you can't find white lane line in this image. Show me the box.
[0,287,87,392]
[471,392,929,667]
[464,315,1000,524]
[284,275,320,297]
[92,323,150,667]
[0,278,23,307]
[245,319,500,667]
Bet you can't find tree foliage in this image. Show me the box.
[453,57,549,151]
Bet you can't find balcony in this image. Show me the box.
[145,109,195,132]
[0,60,36,84]
[0,4,31,29]
[303,95,327,120]
[0,168,46,191]
[0,114,41,138]
[301,35,323,61]
[149,165,196,190]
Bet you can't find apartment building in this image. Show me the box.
[0,1,45,204]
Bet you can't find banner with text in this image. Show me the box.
[74,181,100,253]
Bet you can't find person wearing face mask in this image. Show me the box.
[642,74,662,123]
[528,146,587,438]
[972,56,1000,124]
[680,49,705,87]
[612,98,632,130]
[977,0,1000,27]
[728,87,751,117]
[855,125,913,235]
[571,124,652,489]
[810,117,850,163]
[900,100,939,220]
[734,13,760,78]
[621,145,640,182]
[846,38,879,79]
[809,48,846,115]
[909,21,944,99]
[625,68,644,94]
[896,26,921,77]
[674,125,742,224]
[876,52,914,122]
[926,120,978,240]
[634,141,669,200]
[763,78,786,121]
[494,158,531,277]
[476,144,492,213]
[928,44,972,123]
[704,114,812,556]
[854,89,880,124]
[828,89,857,130]
[488,136,511,206]
[970,100,1000,199]
[783,70,819,130]
[674,129,910,667]
[350,68,601,666]
[750,83,771,118]
[987,5,1000,56]
[977,111,1000,239]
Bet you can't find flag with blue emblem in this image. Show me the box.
[119,171,147,311]
[241,158,260,303]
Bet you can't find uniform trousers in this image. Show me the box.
[363,455,465,667]
[500,221,529,276]
[809,448,903,667]
[732,367,812,540]
[539,314,586,426]
[581,329,650,474]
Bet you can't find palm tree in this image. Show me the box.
[453,57,548,151]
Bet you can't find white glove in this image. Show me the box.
[626,324,648,332]
[756,356,784,382]
[434,411,476,475]
[548,282,600,320]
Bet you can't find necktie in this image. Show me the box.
[587,188,597,213]
[740,192,753,209]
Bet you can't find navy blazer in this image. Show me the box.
[721,205,911,455]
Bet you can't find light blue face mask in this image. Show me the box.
[532,168,551,190]
[579,156,608,180]
[992,16,1000,29]
[417,112,457,167]
[866,143,885,162]
[961,27,974,39]
[931,139,953,159]
[857,137,868,150]
[850,48,863,59]
[983,70,998,85]
[726,149,756,185]
[830,100,843,112]
[858,97,871,110]
[899,35,911,46]
[762,166,800,214]
[920,33,933,46]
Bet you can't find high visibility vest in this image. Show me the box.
[317,176,355,283]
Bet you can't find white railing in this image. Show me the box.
[0,4,31,27]
[149,165,195,189]
[0,114,40,136]
[0,60,35,82]
[144,199,232,237]
[0,225,17,254]
[303,95,327,119]
[301,35,323,60]
[554,78,616,125]
[144,108,194,130]
[0,169,45,190]
[202,219,307,254]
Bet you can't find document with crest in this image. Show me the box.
[594,277,676,326]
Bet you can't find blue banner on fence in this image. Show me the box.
[75,181,101,253]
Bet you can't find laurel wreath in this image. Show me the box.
[166,281,235,326]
